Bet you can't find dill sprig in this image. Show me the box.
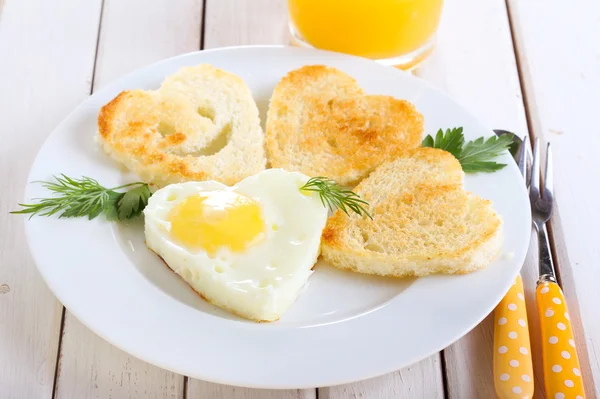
[12,174,151,221]
[300,177,372,220]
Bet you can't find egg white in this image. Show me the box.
[143,168,329,321]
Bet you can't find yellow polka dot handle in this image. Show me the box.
[537,281,585,399]
[494,275,534,399]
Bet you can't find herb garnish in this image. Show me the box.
[300,177,372,219]
[13,175,371,221]
[422,127,513,173]
[11,175,151,221]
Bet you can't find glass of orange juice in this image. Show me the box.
[288,0,444,69]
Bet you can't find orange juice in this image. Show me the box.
[288,0,443,61]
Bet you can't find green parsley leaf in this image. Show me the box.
[459,135,513,172]
[422,127,465,155]
[104,192,125,221]
[117,184,152,220]
[422,127,512,173]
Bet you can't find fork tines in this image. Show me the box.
[529,138,554,222]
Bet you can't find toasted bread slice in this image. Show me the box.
[97,65,265,187]
[266,65,424,185]
[321,148,503,277]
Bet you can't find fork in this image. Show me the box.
[530,138,586,398]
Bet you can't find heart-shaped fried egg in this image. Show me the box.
[143,169,328,321]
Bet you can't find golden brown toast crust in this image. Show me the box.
[97,65,265,187]
[266,65,424,185]
[321,147,503,277]
[98,91,207,182]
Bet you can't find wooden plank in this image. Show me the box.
[0,0,102,398]
[414,0,548,397]
[321,357,444,399]
[56,317,184,399]
[53,0,203,397]
[187,386,315,399]
[416,0,528,132]
[203,0,288,48]
[93,0,204,87]
[506,1,600,396]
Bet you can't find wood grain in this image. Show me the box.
[415,0,548,396]
[93,0,204,87]
[321,357,444,399]
[0,0,102,398]
[53,1,203,397]
[56,317,183,399]
[187,386,315,399]
[506,1,600,396]
[203,0,288,48]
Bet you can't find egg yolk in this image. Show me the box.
[168,191,265,255]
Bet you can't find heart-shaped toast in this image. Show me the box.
[266,65,424,185]
[97,65,265,187]
[321,147,503,277]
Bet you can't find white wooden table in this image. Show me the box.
[1,0,598,397]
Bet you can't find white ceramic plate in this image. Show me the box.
[23,46,531,389]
